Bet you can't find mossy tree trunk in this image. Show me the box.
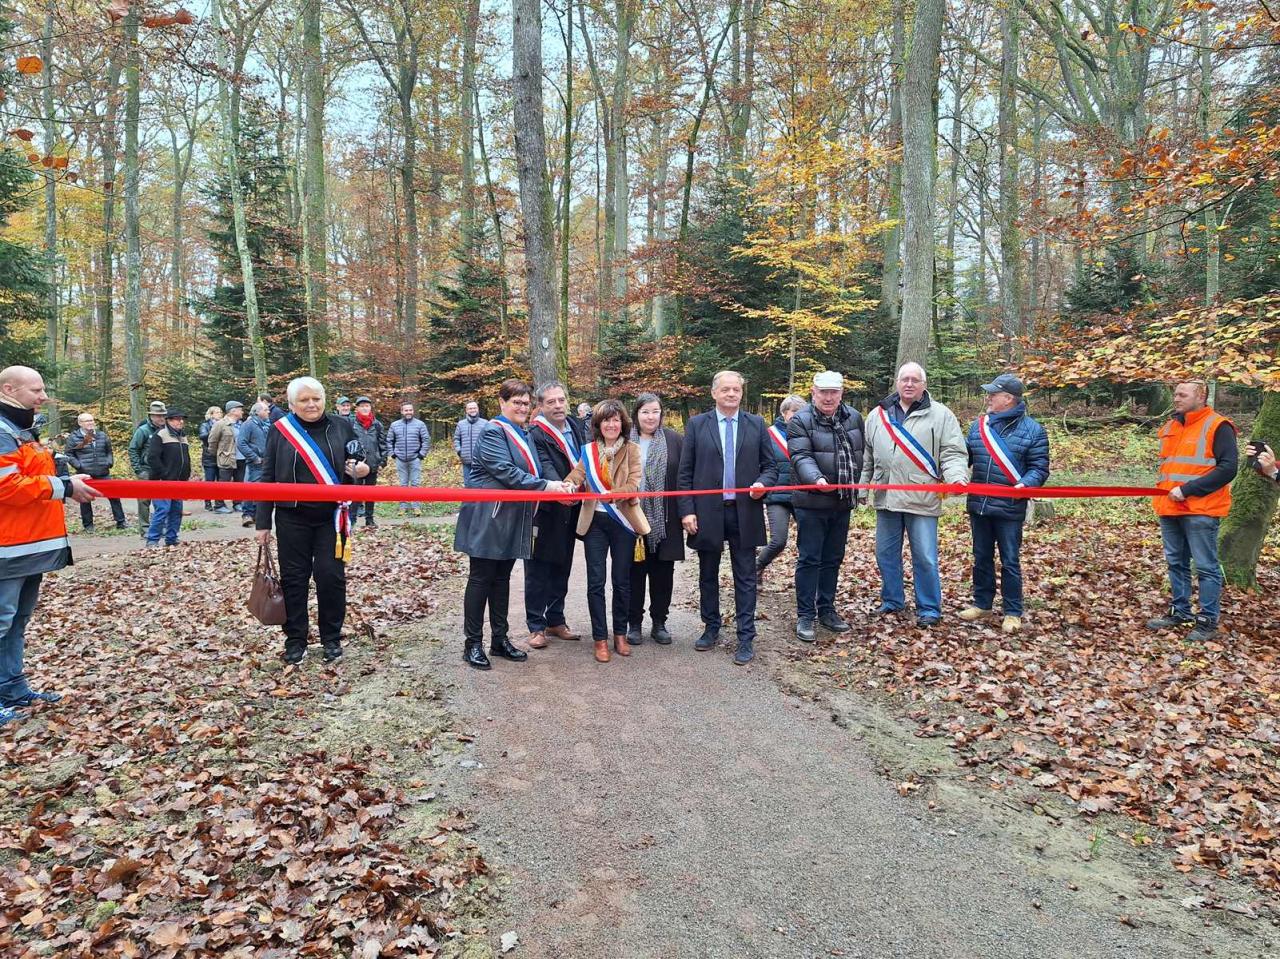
[1220,390,1280,588]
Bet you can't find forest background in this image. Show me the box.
[0,0,1278,578]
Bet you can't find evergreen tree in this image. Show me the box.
[0,17,47,367]
[196,100,306,378]
[423,226,522,415]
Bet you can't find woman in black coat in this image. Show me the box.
[625,393,685,646]
[756,394,807,574]
[254,377,369,666]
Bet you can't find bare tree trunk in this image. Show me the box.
[514,0,560,384]
[727,0,761,174]
[558,0,573,376]
[96,37,122,414]
[610,0,633,327]
[303,0,329,377]
[997,2,1021,360]
[400,87,420,347]
[211,0,267,391]
[476,87,511,347]
[895,0,945,368]
[943,51,963,327]
[880,1,905,331]
[41,3,59,431]
[123,4,145,424]
[460,0,481,248]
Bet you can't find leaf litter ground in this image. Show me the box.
[0,526,490,958]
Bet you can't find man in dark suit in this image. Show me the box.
[677,370,778,665]
[525,381,587,648]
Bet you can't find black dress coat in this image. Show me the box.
[529,416,586,563]
[642,427,686,562]
[676,409,778,552]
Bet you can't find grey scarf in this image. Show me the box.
[632,427,668,549]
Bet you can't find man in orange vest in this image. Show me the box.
[0,366,101,726]
[1148,380,1237,643]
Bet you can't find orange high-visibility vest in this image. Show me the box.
[0,413,72,579]
[1153,406,1234,518]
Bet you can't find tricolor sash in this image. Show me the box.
[532,414,576,464]
[579,442,636,534]
[275,414,353,561]
[767,424,791,460]
[977,414,1022,485]
[876,406,939,480]
[494,418,540,478]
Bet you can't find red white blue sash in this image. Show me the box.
[579,442,636,533]
[275,414,353,560]
[978,414,1022,485]
[767,424,791,460]
[532,414,576,464]
[494,418,540,478]
[876,406,939,480]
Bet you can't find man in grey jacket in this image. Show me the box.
[65,412,127,531]
[859,362,968,626]
[388,402,430,516]
[453,401,488,477]
[236,402,271,527]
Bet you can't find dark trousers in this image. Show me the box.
[697,503,757,643]
[356,473,378,519]
[525,555,572,633]
[583,516,635,640]
[276,507,346,649]
[629,547,675,628]
[203,463,225,508]
[80,485,126,529]
[756,502,792,569]
[464,557,517,646]
[793,507,852,620]
[219,462,245,507]
[970,513,1025,616]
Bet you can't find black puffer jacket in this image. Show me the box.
[65,427,115,477]
[786,403,865,510]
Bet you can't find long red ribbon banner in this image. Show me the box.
[86,479,1167,503]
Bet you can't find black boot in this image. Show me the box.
[652,622,673,645]
[281,640,306,665]
[321,640,343,663]
[464,640,492,670]
[489,635,528,662]
[626,624,643,646]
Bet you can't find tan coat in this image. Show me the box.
[566,441,652,537]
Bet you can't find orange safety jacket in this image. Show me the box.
[1153,405,1234,518]
[0,412,73,580]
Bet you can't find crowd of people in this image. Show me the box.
[0,360,1269,724]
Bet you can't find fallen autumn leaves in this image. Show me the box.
[783,511,1280,901]
[1,528,473,957]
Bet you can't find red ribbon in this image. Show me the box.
[86,479,1167,503]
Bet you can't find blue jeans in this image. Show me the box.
[1158,515,1223,623]
[146,498,183,545]
[242,461,262,518]
[0,574,43,705]
[395,457,422,511]
[970,514,1024,616]
[875,510,941,619]
[793,507,851,620]
[583,515,635,640]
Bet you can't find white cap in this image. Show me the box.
[813,370,843,390]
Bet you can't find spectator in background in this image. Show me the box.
[145,409,191,547]
[335,396,353,419]
[238,401,271,528]
[388,402,430,517]
[453,401,488,479]
[207,400,243,514]
[577,401,594,440]
[64,412,127,531]
[258,391,287,423]
[128,400,168,537]
[351,396,387,527]
[1248,441,1278,484]
[198,406,225,511]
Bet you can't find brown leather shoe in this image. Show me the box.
[527,631,548,649]
[593,639,611,663]
[545,624,581,641]
[613,633,631,656]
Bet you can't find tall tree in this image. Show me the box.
[302,0,329,377]
[40,1,58,430]
[997,0,1021,358]
[896,0,945,367]
[122,2,145,423]
[513,0,560,384]
[880,1,905,332]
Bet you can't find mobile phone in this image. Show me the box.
[1247,438,1270,468]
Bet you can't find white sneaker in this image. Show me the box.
[1002,615,1022,634]
[958,606,993,622]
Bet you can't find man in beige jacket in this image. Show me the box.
[859,362,968,626]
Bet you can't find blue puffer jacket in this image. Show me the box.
[965,403,1050,520]
[764,416,795,505]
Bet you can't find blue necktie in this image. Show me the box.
[563,427,577,458]
[723,416,736,501]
